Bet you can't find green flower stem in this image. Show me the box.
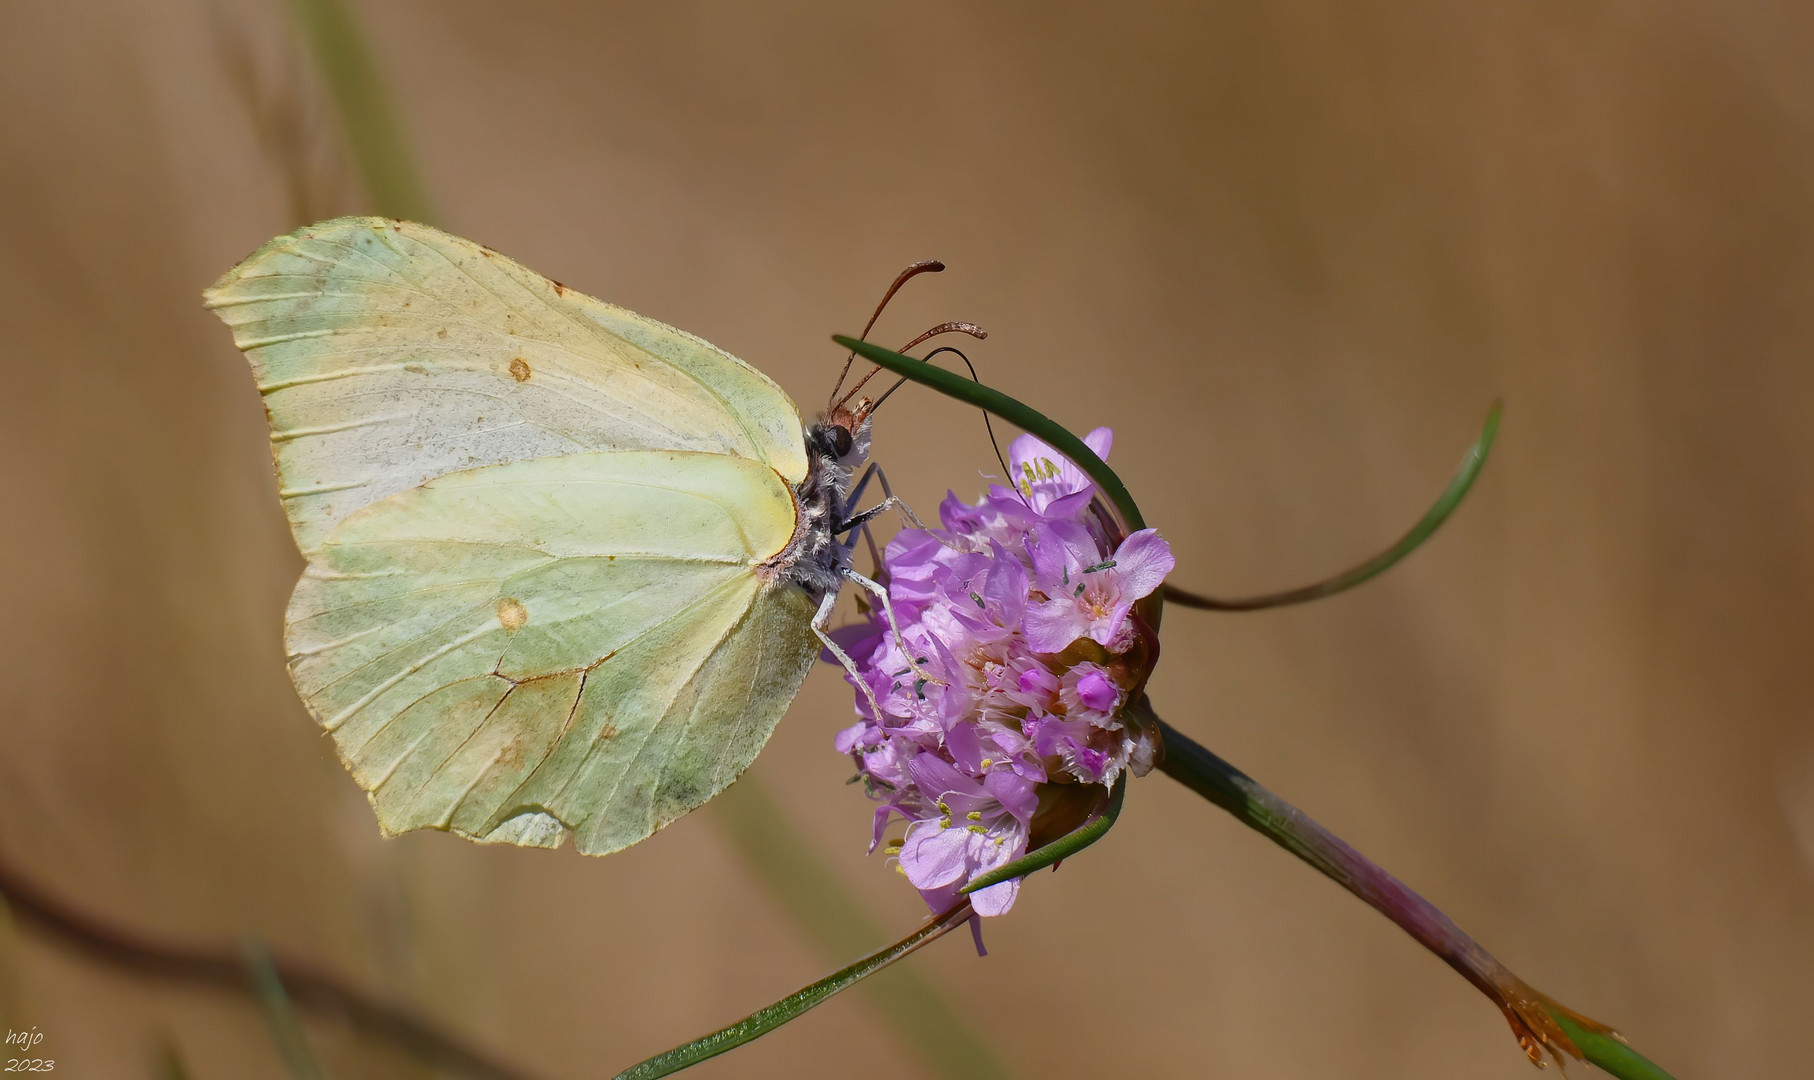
[614,902,976,1080]
[1553,1012,1679,1080]
[710,780,1009,1080]
[960,775,1125,895]
[1148,702,1676,1079]
[832,336,1146,532]
[1162,402,1500,611]
[626,780,1128,1078]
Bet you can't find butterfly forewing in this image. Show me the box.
[204,216,809,553]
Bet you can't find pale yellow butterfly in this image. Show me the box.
[205,217,926,855]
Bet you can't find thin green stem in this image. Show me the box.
[961,776,1125,895]
[1163,402,1500,611]
[242,937,325,1080]
[1150,704,1676,1079]
[1553,1012,1678,1080]
[833,336,1146,532]
[153,1039,196,1080]
[710,780,1009,1080]
[614,902,976,1080]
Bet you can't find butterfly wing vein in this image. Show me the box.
[205,218,826,856]
[204,216,809,554]
[285,451,818,855]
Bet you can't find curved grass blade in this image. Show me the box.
[241,937,325,1080]
[153,1037,196,1080]
[614,903,976,1080]
[1164,402,1500,611]
[285,0,433,222]
[833,336,1146,532]
[960,775,1126,895]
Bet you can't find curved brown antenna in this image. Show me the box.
[867,345,1017,496]
[837,321,987,409]
[828,259,946,407]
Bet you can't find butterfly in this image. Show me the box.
[205,217,953,855]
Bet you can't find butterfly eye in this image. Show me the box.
[830,426,854,458]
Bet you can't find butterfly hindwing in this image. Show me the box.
[286,450,818,854]
[204,216,810,554]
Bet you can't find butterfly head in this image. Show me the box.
[809,403,872,473]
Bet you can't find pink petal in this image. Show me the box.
[1110,529,1176,600]
[1088,602,1132,647]
[967,877,1020,916]
[867,805,897,853]
[1083,427,1114,461]
[907,752,986,804]
[833,719,872,754]
[1024,599,1092,653]
[984,771,1038,821]
[899,821,969,889]
[1005,432,1049,485]
[945,721,986,773]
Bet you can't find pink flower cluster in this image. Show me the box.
[831,428,1174,917]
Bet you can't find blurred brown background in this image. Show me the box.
[2,1,1809,1076]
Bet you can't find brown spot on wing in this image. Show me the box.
[508,356,532,382]
[552,280,568,297]
[495,596,529,631]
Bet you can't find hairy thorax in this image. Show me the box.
[758,408,871,598]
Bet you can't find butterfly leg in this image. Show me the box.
[837,516,886,587]
[811,587,886,720]
[840,463,924,532]
[857,522,885,578]
[841,567,942,685]
[837,498,903,534]
[873,463,925,529]
[844,462,880,521]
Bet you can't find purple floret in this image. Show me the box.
[828,427,1173,920]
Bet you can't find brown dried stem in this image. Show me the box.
[0,857,533,1080]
